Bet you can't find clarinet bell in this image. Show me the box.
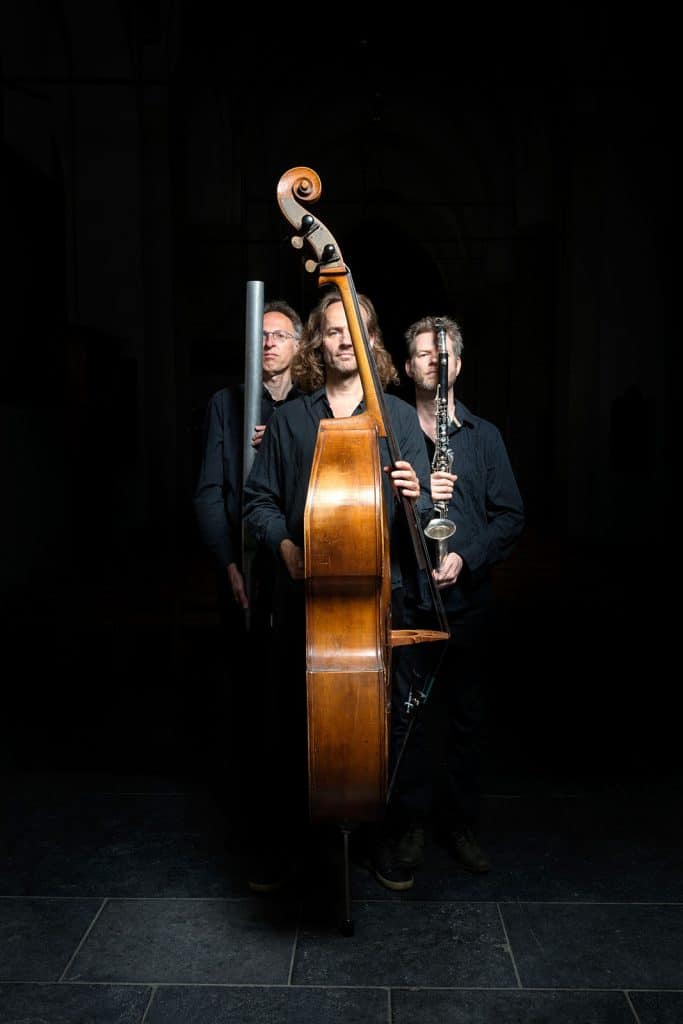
[424,515,456,541]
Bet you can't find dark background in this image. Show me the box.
[1,6,675,784]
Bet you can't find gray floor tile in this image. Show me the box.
[0,982,150,1023]
[146,985,388,1023]
[2,770,681,1022]
[2,791,242,898]
[629,991,683,1024]
[393,988,637,1023]
[502,902,683,988]
[348,786,683,903]
[405,833,683,903]
[407,784,682,903]
[2,770,194,797]
[64,898,297,984]
[0,898,102,982]
[293,901,515,987]
[481,787,683,902]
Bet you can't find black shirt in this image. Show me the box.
[193,384,301,569]
[423,399,525,613]
[243,388,434,591]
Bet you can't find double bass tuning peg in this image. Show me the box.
[298,241,339,276]
[291,213,317,251]
[303,245,337,278]
[320,243,338,264]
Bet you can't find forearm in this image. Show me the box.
[193,491,235,567]
[243,425,292,559]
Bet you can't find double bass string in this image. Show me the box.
[340,272,449,638]
[340,273,451,804]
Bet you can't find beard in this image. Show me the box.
[414,376,438,398]
[334,361,358,379]
[325,350,358,378]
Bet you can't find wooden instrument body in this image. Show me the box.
[304,414,392,822]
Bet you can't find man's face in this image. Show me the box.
[321,301,372,378]
[262,311,298,375]
[405,330,460,394]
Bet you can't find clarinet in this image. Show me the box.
[424,319,456,568]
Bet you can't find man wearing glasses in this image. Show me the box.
[193,300,302,888]
[194,300,302,610]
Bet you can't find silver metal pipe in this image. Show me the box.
[242,280,264,629]
[242,280,264,487]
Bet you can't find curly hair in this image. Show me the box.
[293,287,400,393]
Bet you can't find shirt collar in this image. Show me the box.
[264,383,302,406]
[311,387,366,416]
[453,399,475,429]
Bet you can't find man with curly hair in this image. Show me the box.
[244,287,435,893]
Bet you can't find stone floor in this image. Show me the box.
[2,765,682,1023]
[1,535,677,1021]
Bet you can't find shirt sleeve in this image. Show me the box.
[193,391,238,569]
[393,398,435,522]
[243,412,291,558]
[456,425,525,582]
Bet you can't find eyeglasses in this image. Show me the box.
[262,330,294,343]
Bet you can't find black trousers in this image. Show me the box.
[388,603,492,831]
[245,572,308,851]
[210,566,280,826]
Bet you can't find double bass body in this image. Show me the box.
[305,413,392,822]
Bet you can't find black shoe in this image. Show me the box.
[372,837,414,891]
[395,822,426,869]
[247,852,285,893]
[448,828,490,873]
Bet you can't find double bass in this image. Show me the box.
[276,168,448,931]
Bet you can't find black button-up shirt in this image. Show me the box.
[243,388,434,592]
[423,399,525,613]
[193,384,301,569]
